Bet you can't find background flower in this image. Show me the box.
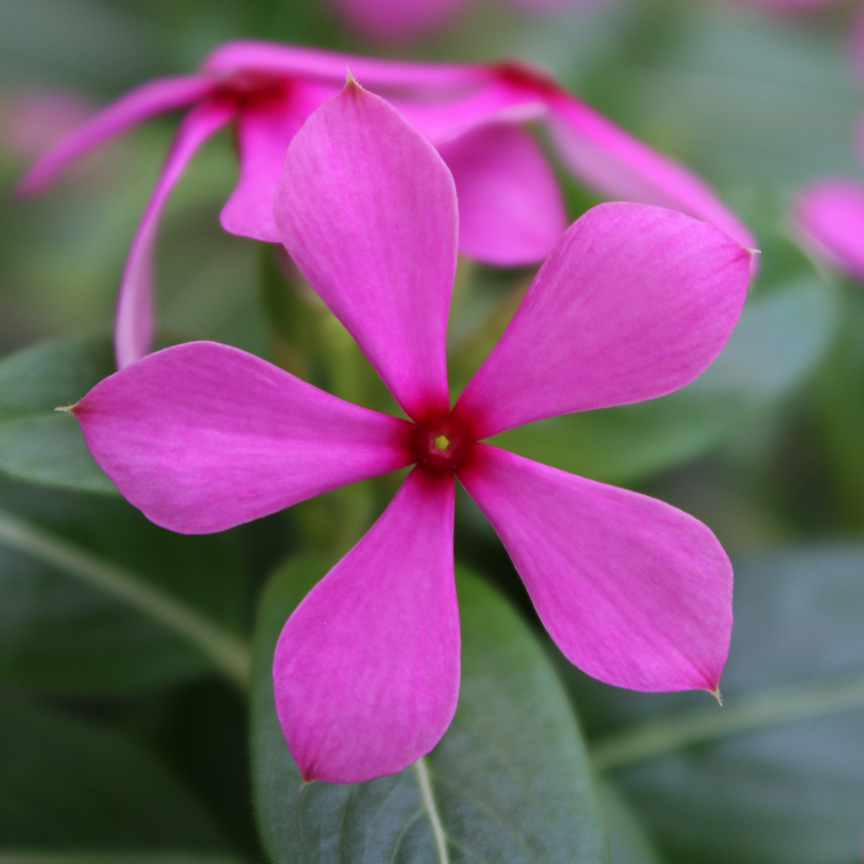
[17,40,753,367]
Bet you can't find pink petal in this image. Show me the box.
[455,202,752,439]
[114,98,234,368]
[202,40,485,91]
[72,341,413,534]
[547,90,758,255]
[794,180,864,282]
[394,83,546,146]
[438,123,567,265]
[459,445,732,692]
[16,76,215,195]
[220,82,335,243]
[275,82,456,421]
[273,467,458,783]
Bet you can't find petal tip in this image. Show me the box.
[711,684,723,707]
[345,67,361,90]
[55,403,79,415]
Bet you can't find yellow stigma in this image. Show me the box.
[434,435,451,451]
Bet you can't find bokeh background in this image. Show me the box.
[2,0,864,862]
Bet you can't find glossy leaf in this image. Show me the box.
[0,695,228,848]
[593,545,864,864]
[491,278,836,483]
[0,335,117,493]
[597,780,666,864]
[251,554,608,864]
[0,478,249,695]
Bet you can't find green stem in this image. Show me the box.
[591,668,864,772]
[0,509,250,691]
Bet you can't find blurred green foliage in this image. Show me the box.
[2,0,864,861]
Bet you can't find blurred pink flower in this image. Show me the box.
[331,0,594,42]
[793,118,864,281]
[69,83,751,783]
[18,40,753,369]
[0,89,93,162]
[795,180,864,281]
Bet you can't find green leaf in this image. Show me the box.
[0,545,207,694]
[0,335,117,494]
[591,545,864,864]
[251,555,608,863]
[596,780,666,864]
[492,278,837,484]
[0,695,228,849]
[0,480,251,695]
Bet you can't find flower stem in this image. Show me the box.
[0,508,250,691]
[591,668,864,772]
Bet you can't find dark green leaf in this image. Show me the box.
[492,278,837,484]
[0,478,249,695]
[596,780,666,864]
[0,335,117,493]
[252,555,608,863]
[596,545,864,864]
[0,695,229,849]
[0,546,207,694]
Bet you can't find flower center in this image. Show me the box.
[409,413,475,475]
[215,71,287,107]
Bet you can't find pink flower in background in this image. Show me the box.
[0,89,93,162]
[331,0,595,42]
[18,40,754,368]
[796,181,864,281]
[794,120,864,282]
[69,82,751,783]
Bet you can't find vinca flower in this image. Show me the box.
[796,181,864,282]
[794,121,864,283]
[18,40,753,368]
[68,82,752,783]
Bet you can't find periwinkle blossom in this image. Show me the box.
[18,40,754,368]
[794,123,864,282]
[68,82,752,783]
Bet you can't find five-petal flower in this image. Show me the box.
[18,40,754,368]
[68,82,752,783]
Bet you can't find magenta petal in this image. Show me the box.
[460,445,731,692]
[395,83,546,146]
[202,40,484,90]
[548,92,757,254]
[794,180,864,282]
[331,0,467,39]
[220,82,334,242]
[456,202,752,439]
[439,123,567,265]
[114,99,234,368]
[273,467,458,783]
[73,341,413,534]
[17,76,215,195]
[276,83,456,421]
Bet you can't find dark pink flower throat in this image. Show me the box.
[409,412,475,475]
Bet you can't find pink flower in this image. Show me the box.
[68,82,752,783]
[794,121,864,282]
[331,0,598,42]
[18,40,754,369]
